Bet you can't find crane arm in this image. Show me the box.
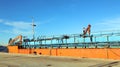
[83,24,91,36]
[8,35,22,45]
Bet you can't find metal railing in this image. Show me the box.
[21,32,120,49]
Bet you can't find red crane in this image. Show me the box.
[83,24,91,36]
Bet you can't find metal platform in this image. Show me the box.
[20,32,120,48]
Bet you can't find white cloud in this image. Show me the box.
[12,28,32,35]
[0,20,34,36]
[93,17,120,32]
[99,18,120,26]
[1,30,13,34]
[5,21,31,30]
[0,18,54,37]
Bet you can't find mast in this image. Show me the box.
[31,17,36,45]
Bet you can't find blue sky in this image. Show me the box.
[0,0,120,45]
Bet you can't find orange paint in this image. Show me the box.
[7,46,18,53]
[18,49,30,54]
[34,48,50,55]
[108,49,120,60]
[7,46,120,60]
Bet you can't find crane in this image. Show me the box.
[8,35,22,45]
[83,24,91,36]
[80,24,93,42]
[80,24,91,37]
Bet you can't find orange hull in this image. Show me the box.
[8,46,120,60]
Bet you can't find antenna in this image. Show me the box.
[31,17,36,40]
